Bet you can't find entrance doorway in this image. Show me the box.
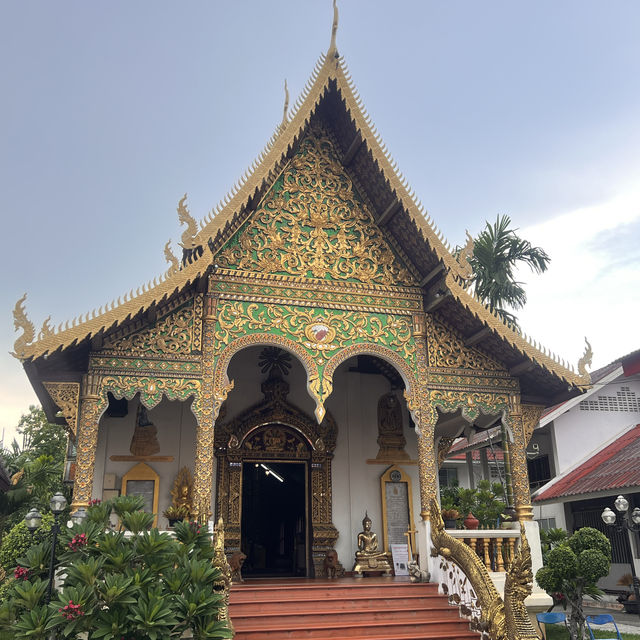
[241,461,307,577]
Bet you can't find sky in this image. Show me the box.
[1,1,639,443]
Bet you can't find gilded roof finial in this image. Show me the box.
[457,230,475,281]
[164,239,179,272]
[327,0,339,57]
[11,293,35,359]
[577,337,593,378]
[177,194,198,249]
[281,79,290,129]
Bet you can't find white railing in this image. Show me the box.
[447,528,521,573]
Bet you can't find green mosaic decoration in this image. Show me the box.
[214,121,417,287]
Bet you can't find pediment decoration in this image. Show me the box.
[215,120,417,287]
[102,295,203,356]
[428,316,506,373]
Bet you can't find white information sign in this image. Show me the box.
[390,543,410,576]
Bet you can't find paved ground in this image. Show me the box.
[581,604,640,635]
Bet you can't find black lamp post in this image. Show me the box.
[601,495,640,619]
[25,493,69,604]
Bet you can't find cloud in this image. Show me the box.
[515,180,640,371]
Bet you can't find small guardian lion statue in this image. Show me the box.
[230,551,247,583]
[323,549,344,578]
[408,560,430,583]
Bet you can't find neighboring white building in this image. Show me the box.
[532,349,640,590]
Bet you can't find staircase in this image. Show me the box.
[229,578,478,639]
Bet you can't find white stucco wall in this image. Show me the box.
[551,379,640,475]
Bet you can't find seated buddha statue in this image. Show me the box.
[353,513,392,577]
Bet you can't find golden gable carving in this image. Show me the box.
[215,121,416,287]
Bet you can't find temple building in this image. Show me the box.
[11,9,590,637]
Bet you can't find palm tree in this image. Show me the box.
[468,215,550,327]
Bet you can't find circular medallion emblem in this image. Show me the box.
[304,321,336,346]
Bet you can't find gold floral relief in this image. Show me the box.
[215,121,416,287]
[103,296,203,356]
[43,382,80,437]
[215,301,414,366]
[427,316,506,373]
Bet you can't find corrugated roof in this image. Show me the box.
[534,424,640,502]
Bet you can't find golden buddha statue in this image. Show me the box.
[353,512,392,577]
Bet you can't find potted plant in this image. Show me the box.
[474,480,507,529]
[439,484,461,529]
[617,573,639,613]
[441,508,460,529]
[163,504,190,527]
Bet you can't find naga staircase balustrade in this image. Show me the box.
[430,499,539,640]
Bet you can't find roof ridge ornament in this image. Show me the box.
[577,337,593,378]
[164,240,179,272]
[177,193,198,249]
[327,0,339,58]
[280,79,290,130]
[11,293,35,359]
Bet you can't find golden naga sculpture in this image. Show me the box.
[177,193,198,249]
[353,513,392,577]
[11,293,35,359]
[430,498,539,640]
[578,336,593,378]
[164,239,179,272]
[165,466,194,521]
[457,230,475,282]
[504,526,539,640]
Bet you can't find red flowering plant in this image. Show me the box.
[0,496,233,639]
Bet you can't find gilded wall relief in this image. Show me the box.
[213,302,416,423]
[102,295,203,356]
[43,381,80,437]
[215,121,417,287]
[100,375,201,411]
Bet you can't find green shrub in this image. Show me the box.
[535,526,611,640]
[0,514,55,574]
[0,500,233,639]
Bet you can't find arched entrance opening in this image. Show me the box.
[214,346,337,577]
[323,351,420,566]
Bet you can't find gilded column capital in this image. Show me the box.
[81,372,103,400]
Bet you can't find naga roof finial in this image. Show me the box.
[328,0,339,57]
[177,194,198,249]
[457,230,475,281]
[281,79,290,129]
[577,337,593,378]
[11,293,35,360]
[164,239,179,272]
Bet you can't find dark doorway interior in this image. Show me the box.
[241,461,307,577]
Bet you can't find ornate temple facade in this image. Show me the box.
[12,20,590,637]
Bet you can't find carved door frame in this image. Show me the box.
[214,397,338,578]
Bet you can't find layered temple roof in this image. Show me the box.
[12,34,591,405]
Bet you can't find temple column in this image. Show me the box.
[193,292,218,523]
[412,313,438,521]
[507,396,544,522]
[71,373,104,510]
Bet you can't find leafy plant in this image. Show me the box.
[536,527,611,640]
[0,498,233,639]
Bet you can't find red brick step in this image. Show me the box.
[229,578,477,640]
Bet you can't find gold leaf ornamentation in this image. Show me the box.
[43,382,80,437]
[11,294,35,359]
[428,316,504,372]
[104,298,202,356]
[215,122,415,287]
[101,375,201,410]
